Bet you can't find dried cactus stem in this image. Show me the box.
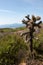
[29,28,34,58]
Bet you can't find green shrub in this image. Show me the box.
[33,31,43,55]
[0,34,28,65]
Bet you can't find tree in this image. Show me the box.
[21,15,42,58]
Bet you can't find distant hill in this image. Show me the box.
[0,23,25,28]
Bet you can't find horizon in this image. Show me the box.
[0,0,43,25]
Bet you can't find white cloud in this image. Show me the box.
[0,9,22,25]
[0,16,22,25]
[0,9,16,14]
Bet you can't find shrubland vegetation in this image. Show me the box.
[0,33,28,64]
[33,28,43,53]
[0,25,43,65]
[0,26,26,33]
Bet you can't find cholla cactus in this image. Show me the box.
[21,15,42,58]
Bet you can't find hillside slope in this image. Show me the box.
[0,26,43,65]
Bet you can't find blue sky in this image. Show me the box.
[0,0,43,25]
